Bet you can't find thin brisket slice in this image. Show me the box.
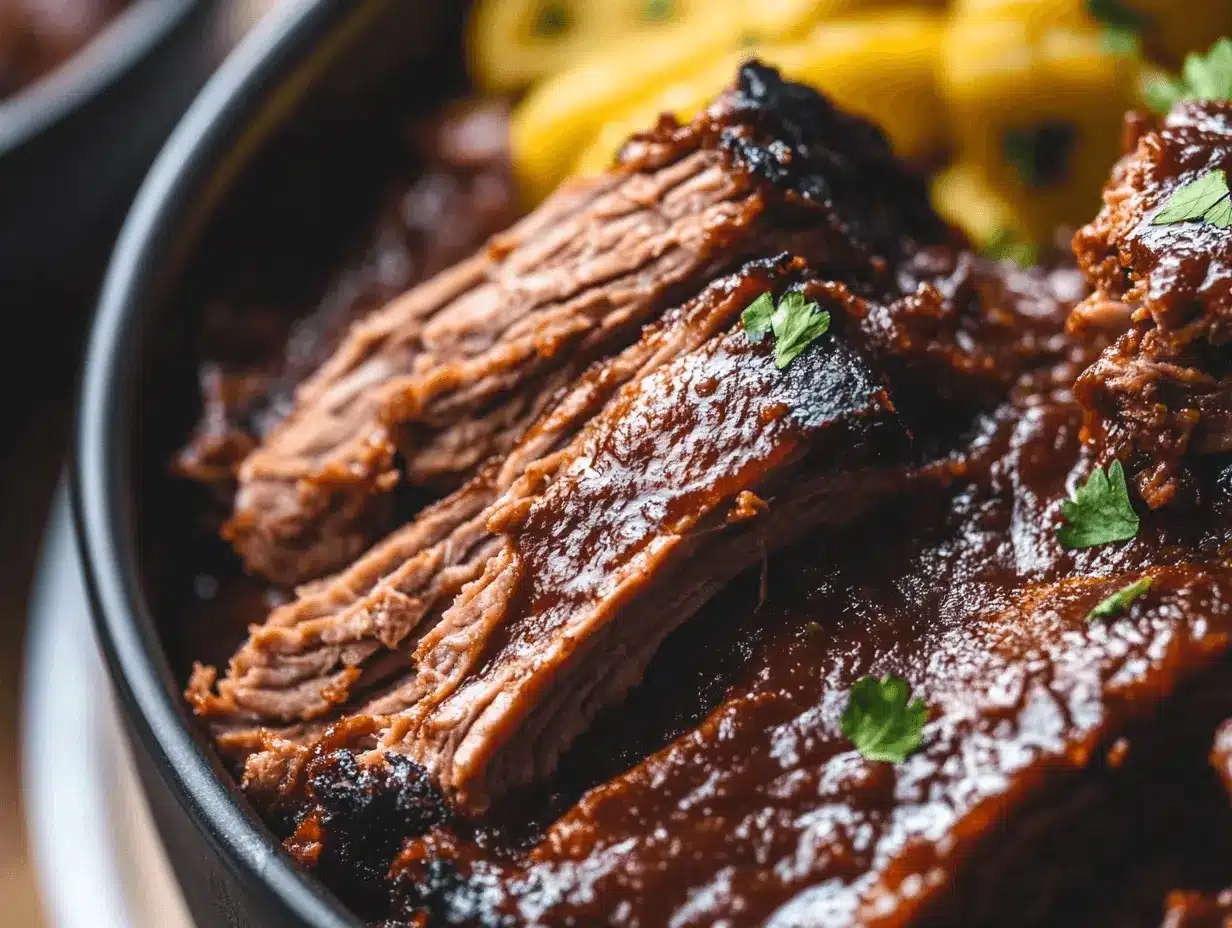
[1071,101,1232,509]
[189,257,808,730]
[379,292,905,812]
[227,61,944,586]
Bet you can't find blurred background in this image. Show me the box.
[0,3,277,925]
[2,0,1229,925]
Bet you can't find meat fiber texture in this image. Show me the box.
[1072,102,1232,509]
[224,61,945,587]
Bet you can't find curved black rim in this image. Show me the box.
[0,0,200,157]
[72,2,374,925]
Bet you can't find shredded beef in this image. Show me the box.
[1072,102,1232,509]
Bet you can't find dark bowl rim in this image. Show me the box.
[72,1,376,925]
[0,0,202,157]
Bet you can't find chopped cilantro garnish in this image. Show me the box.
[1150,169,1232,229]
[840,674,928,764]
[532,1,569,37]
[1087,576,1152,621]
[1142,37,1232,113]
[981,228,1039,269]
[741,292,775,340]
[741,290,832,370]
[1056,460,1140,549]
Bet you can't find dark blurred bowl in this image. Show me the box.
[75,1,471,925]
[0,0,213,287]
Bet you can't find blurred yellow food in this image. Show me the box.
[949,0,1090,30]
[469,0,738,93]
[930,160,1028,245]
[778,12,948,159]
[940,16,1139,240]
[562,11,947,188]
[483,0,1220,250]
[510,20,745,203]
[472,0,928,94]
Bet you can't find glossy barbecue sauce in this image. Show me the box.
[168,105,1232,926]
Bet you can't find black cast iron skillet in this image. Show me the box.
[0,0,215,286]
[74,1,472,924]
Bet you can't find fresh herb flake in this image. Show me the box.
[771,292,831,369]
[1087,576,1152,621]
[1206,195,1232,228]
[1150,169,1232,228]
[740,291,775,341]
[840,674,928,764]
[981,228,1039,269]
[741,290,832,369]
[1184,36,1232,100]
[1142,37,1232,113]
[1056,460,1140,549]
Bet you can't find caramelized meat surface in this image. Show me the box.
[222,62,945,587]
[1072,102,1232,509]
[172,75,1232,928]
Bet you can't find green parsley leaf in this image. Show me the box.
[1141,37,1232,113]
[1056,460,1140,549]
[740,291,775,341]
[1150,169,1232,228]
[1087,576,1152,621]
[1204,190,1232,228]
[1141,73,1188,114]
[840,674,928,764]
[741,290,832,369]
[981,228,1039,269]
[1085,0,1147,30]
[1183,36,1232,100]
[771,292,831,369]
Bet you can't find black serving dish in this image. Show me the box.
[0,0,216,287]
[74,1,472,925]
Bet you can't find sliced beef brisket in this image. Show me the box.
[381,294,904,812]
[1071,102,1232,509]
[189,258,809,729]
[226,62,945,587]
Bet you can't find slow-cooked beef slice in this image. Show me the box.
[381,296,905,813]
[190,242,1063,742]
[513,570,1232,928]
[218,242,1074,818]
[175,101,521,502]
[226,61,946,587]
[1071,102,1232,509]
[189,257,808,730]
